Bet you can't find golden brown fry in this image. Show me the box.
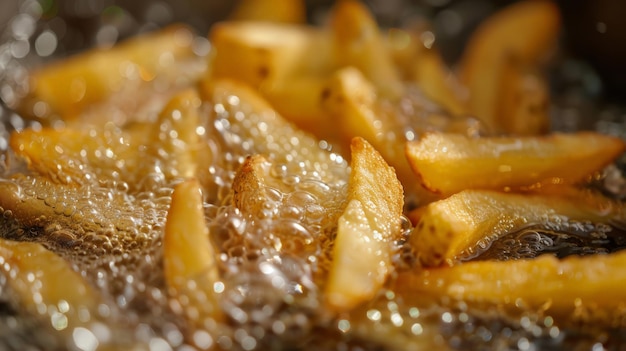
[405,132,626,196]
[262,77,335,139]
[150,88,204,179]
[326,137,403,312]
[396,250,626,325]
[329,0,404,99]
[321,67,409,177]
[497,65,550,135]
[0,239,102,324]
[229,0,306,24]
[232,154,271,213]
[409,189,624,267]
[386,28,426,79]
[413,50,468,117]
[199,78,350,185]
[320,67,445,205]
[18,24,196,121]
[10,126,146,185]
[459,0,560,133]
[163,179,222,318]
[385,27,468,116]
[209,21,332,90]
[11,88,208,187]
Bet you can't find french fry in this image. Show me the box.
[320,67,410,179]
[261,76,336,139]
[229,0,306,24]
[0,239,103,329]
[385,27,468,116]
[409,189,625,267]
[459,0,560,134]
[405,132,626,196]
[10,126,146,185]
[396,250,626,326]
[150,88,205,179]
[198,78,350,184]
[163,179,221,306]
[413,50,468,117]
[329,0,404,99]
[326,138,403,312]
[232,154,271,214]
[385,28,426,80]
[497,64,550,135]
[11,88,208,187]
[209,21,332,90]
[320,67,447,205]
[18,24,196,122]
[163,179,223,347]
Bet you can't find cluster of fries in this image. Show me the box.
[2,0,626,349]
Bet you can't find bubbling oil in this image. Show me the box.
[0,36,625,351]
[2,85,626,350]
[462,221,626,262]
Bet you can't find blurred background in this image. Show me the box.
[0,0,624,132]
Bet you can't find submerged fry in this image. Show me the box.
[11,88,208,187]
[409,189,625,267]
[10,126,146,185]
[321,67,413,182]
[164,179,222,318]
[396,250,626,325]
[0,239,102,329]
[405,132,626,196]
[412,50,468,116]
[150,88,204,179]
[326,138,403,312]
[232,154,271,214]
[329,0,403,99]
[460,0,560,133]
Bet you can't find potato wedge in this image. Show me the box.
[329,0,404,99]
[10,126,146,185]
[386,27,467,116]
[229,0,306,24]
[412,50,468,117]
[164,179,220,299]
[325,138,403,312]
[320,67,410,179]
[497,64,550,135]
[409,189,625,267]
[150,88,205,179]
[0,239,101,311]
[162,179,224,346]
[405,132,626,196]
[232,154,271,214]
[262,76,336,139]
[459,0,560,133]
[18,24,196,122]
[209,21,332,90]
[11,88,208,187]
[199,78,350,184]
[0,238,106,339]
[396,250,626,325]
[320,67,449,205]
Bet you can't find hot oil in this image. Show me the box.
[0,6,625,350]
[462,221,626,261]
[0,70,352,349]
[2,77,625,350]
